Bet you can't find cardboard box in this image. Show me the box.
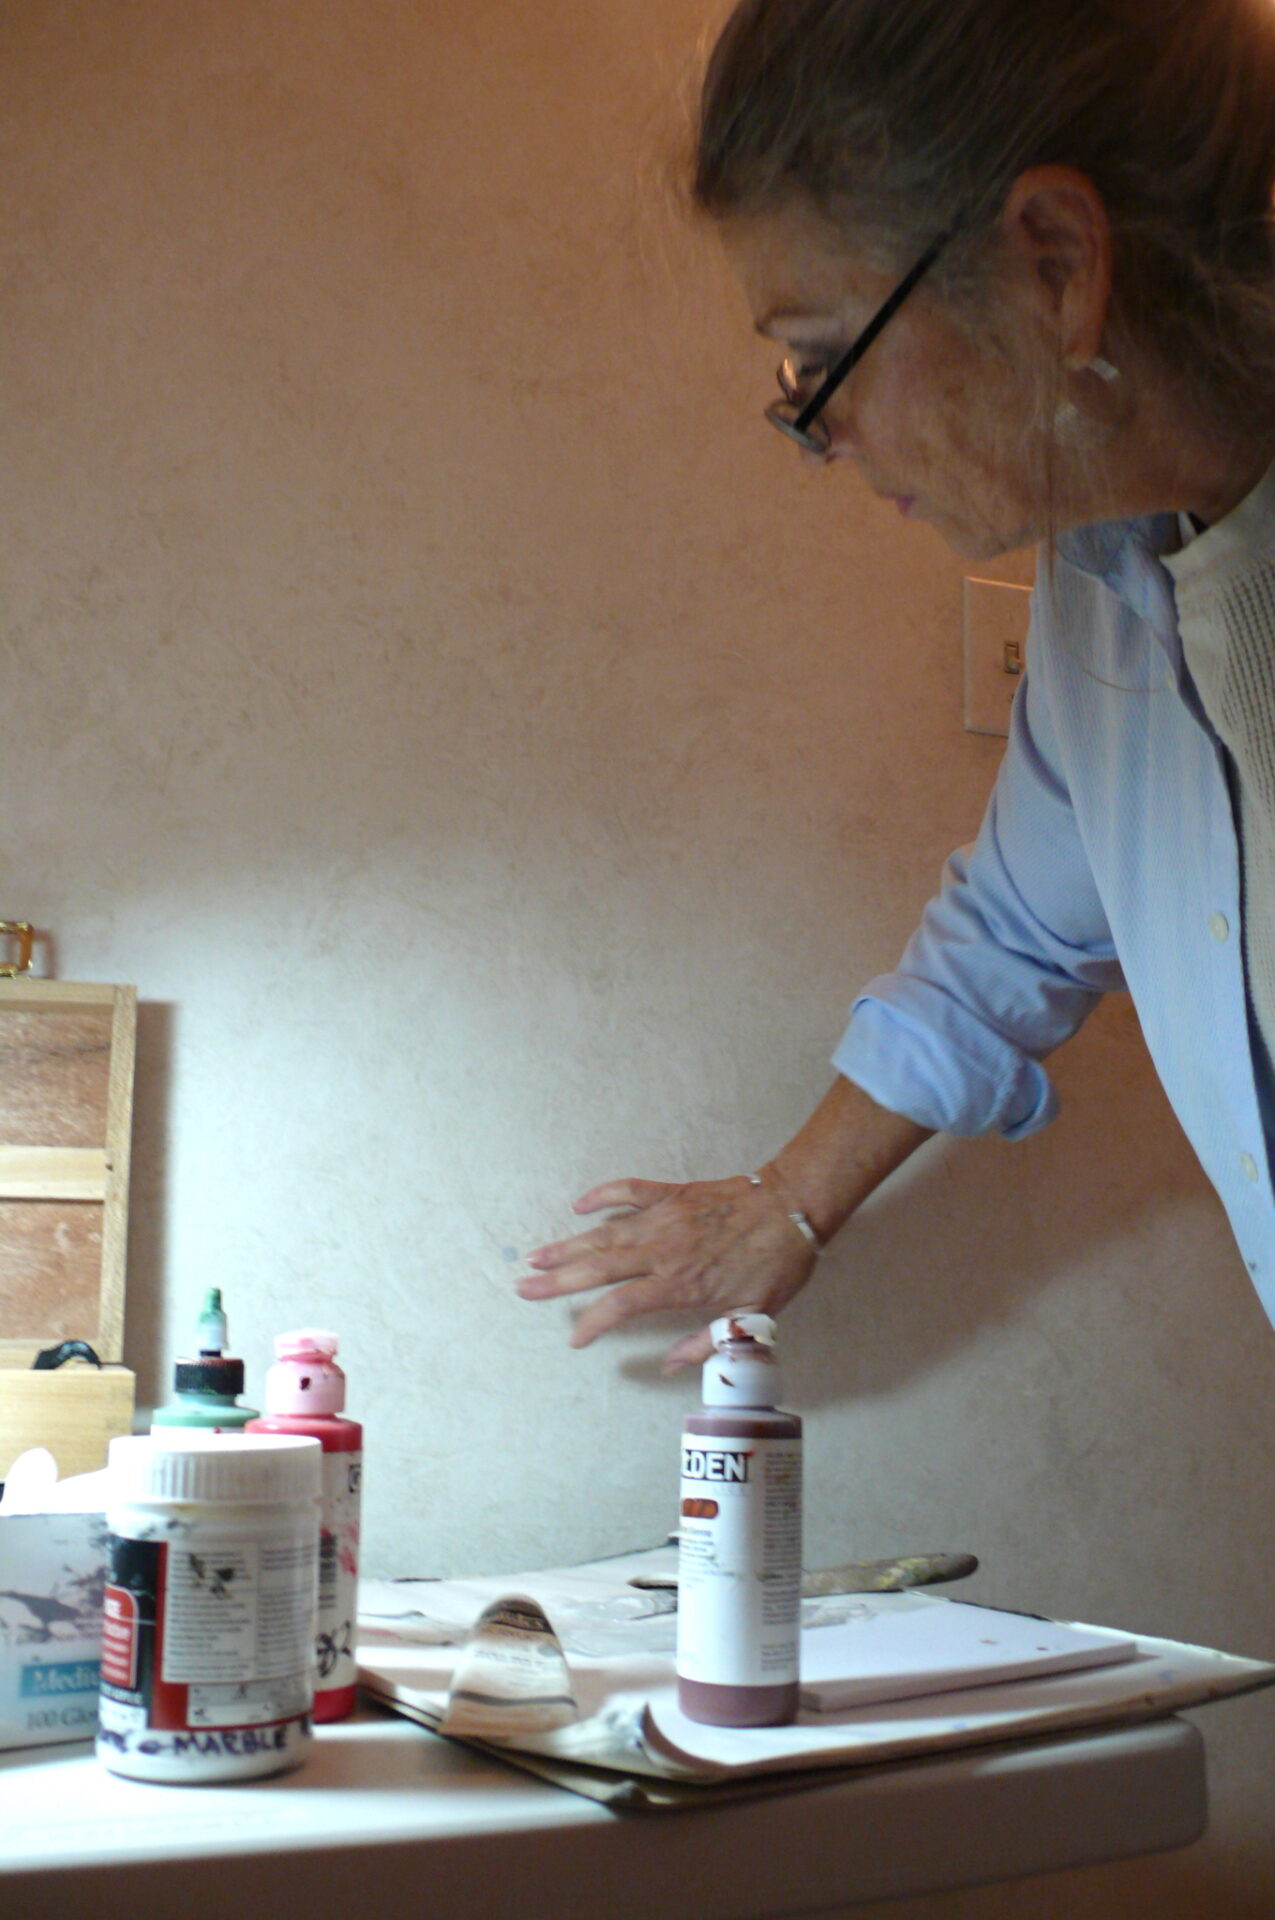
[0,1508,106,1750]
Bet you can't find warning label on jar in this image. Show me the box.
[161,1538,315,1683]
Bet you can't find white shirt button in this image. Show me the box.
[1209,912,1230,942]
[1240,1152,1260,1182]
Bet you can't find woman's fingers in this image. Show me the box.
[659,1326,719,1371]
[519,1205,662,1299]
[520,1185,716,1299]
[567,1273,671,1348]
[519,1173,818,1349]
[518,1167,675,1274]
[517,1247,645,1300]
[571,1178,679,1215]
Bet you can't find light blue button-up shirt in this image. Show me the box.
[835,509,1275,1321]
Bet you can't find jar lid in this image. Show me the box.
[108,1431,321,1505]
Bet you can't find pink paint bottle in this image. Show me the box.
[247,1330,362,1722]
[676,1314,803,1727]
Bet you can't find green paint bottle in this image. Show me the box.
[151,1288,260,1430]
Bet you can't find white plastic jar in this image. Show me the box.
[97,1429,322,1784]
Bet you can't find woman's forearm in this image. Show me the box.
[763,1075,934,1248]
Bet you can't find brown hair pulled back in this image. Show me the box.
[694,0,1275,439]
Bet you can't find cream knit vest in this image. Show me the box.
[1165,461,1275,1087]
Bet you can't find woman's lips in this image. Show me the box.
[870,479,918,516]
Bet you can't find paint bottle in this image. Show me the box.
[151,1287,260,1430]
[676,1313,803,1727]
[97,1429,321,1783]
[247,1330,362,1721]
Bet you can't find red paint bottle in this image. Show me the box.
[247,1330,362,1722]
[676,1314,803,1727]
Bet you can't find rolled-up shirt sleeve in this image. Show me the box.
[833,638,1126,1139]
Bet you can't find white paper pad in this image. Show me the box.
[799,1591,1136,1711]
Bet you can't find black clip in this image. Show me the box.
[32,1340,103,1371]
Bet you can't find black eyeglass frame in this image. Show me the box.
[766,228,955,453]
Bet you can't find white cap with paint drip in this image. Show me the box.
[262,1329,348,1416]
[701,1313,782,1408]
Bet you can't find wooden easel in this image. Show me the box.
[0,977,138,1475]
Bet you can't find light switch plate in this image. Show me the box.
[963,577,1032,737]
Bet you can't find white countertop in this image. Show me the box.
[0,1706,1206,1919]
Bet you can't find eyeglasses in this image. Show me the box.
[766,229,953,454]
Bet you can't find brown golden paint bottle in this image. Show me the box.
[675,1314,802,1727]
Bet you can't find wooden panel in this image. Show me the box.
[0,982,136,1363]
[0,1202,105,1346]
[0,1005,112,1147]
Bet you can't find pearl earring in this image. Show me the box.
[1053,356,1125,449]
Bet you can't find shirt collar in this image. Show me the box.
[1056,512,1184,664]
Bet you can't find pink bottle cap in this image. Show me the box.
[264,1329,346,1415]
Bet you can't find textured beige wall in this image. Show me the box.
[2,3,1274,1911]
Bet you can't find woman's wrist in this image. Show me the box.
[760,1076,934,1250]
[746,1171,822,1253]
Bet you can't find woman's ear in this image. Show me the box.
[1000,165,1113,368]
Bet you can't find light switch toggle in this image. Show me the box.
[963,577,1032,737]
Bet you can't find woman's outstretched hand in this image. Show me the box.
[517,1080,933,1367]
[516,1171,819,1369]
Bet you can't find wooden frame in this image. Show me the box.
[0,980,137,1366]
